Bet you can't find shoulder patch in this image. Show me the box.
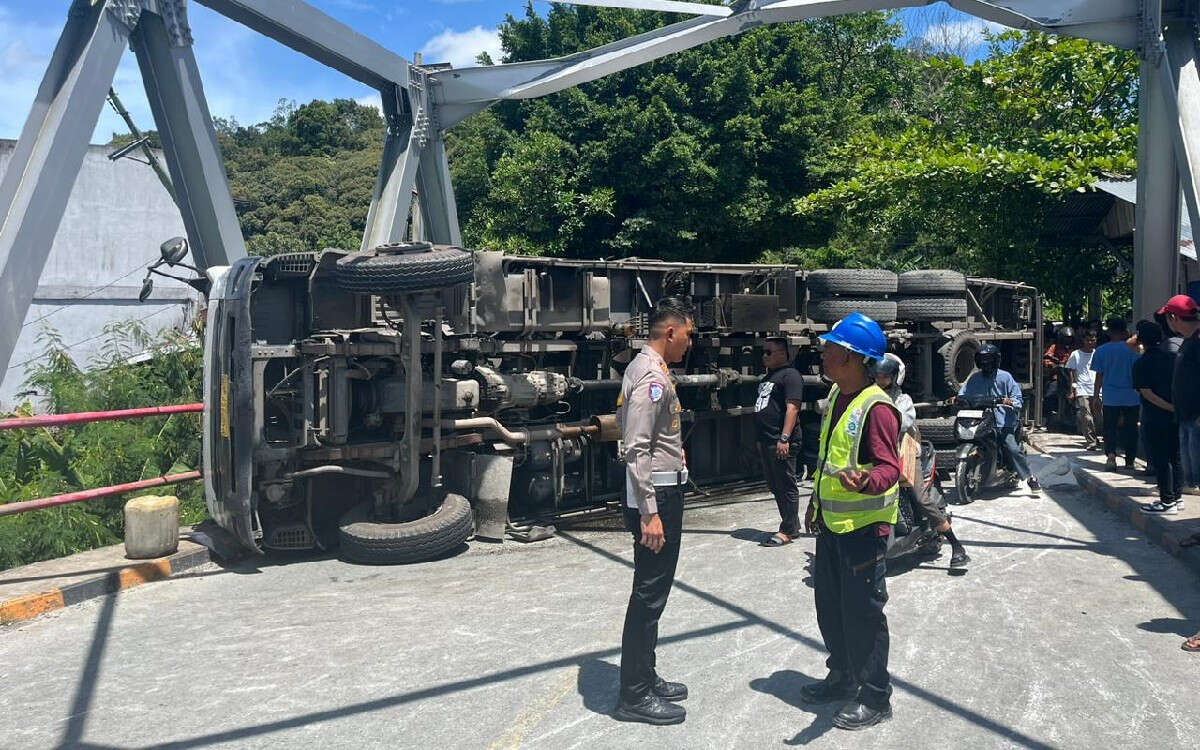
[648,382,665,402]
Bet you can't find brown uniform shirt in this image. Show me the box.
[617,345,685,514]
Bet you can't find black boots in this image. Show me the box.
[798,673,857,705]
[613,694,686,725]
[652,676,688,702]
[950,547,971,568]
[613,677,688,724]
[833,700,892,730]
[801,673,893,730]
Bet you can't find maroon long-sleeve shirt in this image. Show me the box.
[818,387,902,534]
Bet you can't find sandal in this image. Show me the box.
[761,533,793,547]
[1182,633,1200,652]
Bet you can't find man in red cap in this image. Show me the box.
[1163,294,1200,494]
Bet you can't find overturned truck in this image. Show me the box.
[203,243,1042,563]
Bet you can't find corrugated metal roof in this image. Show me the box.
[1095,179,1196,260]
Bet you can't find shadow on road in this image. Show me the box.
[1137,617,1196,637]
[748,669,836,745]
[576,658,618,716]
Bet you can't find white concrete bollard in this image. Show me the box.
[123,494,180,559]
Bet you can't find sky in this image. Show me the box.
[0,1,1005,144]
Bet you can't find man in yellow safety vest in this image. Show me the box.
[800,312,901,730]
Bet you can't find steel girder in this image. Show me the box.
[132,10,247,271]
[6,0,1200,383]
[0,1,131,378]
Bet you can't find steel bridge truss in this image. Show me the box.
[1,0,1197,380]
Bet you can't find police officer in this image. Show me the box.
[800,313,901,730]
[613,299,694,725]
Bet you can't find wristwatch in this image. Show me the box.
[779,434,789,442]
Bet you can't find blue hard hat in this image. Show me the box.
[819,312,886,361]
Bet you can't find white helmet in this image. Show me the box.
[876,352,906,388]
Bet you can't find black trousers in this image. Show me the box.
[1102,405,1139,460]
[1143,417,1183,503]
[759,443,801,537]
[814,525,891,710]
[619,486,684,702]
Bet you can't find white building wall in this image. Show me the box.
[0,140,198,409]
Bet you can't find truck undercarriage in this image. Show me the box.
[203,243,1042,563]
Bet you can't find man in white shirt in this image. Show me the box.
[1066,329,1101,450]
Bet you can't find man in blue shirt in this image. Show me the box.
[1090,318,1141,471]
[958,344,1040,493]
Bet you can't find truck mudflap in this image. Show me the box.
[202,258,262,552]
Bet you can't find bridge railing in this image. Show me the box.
[0,403,203,517]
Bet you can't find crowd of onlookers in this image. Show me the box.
[1043,294,1200,652]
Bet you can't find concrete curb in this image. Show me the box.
[1029,434,1200,577]
[0,545,211,626]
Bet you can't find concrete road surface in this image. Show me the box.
[2,453,1199,749]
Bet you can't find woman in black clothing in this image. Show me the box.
[1133,320,1184,514]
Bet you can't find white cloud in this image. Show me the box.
[356,92,383,113]
[921,19,1008,50]
[420,26,502,68]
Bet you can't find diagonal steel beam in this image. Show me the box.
[361,122,424,250]
[433,0,923,123]
[0,1,131,378]
[133,10,246,269]
[541,0,735,15]
[196,0,409,89]
[416,138,462,246]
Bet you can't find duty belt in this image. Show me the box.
[652,469,689,487]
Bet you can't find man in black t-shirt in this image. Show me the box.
[755,338,805,546]
[1133,320,1182,513]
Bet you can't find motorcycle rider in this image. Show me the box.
[875,354,969,567]
[956,344,1041,494]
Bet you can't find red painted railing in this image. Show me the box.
[0,402,203,431]
[0,403,204,515]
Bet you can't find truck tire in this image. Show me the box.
[916,416,957,445]
[807,298,897,324]
[936,332,980,397]
[897,270,967,295]
[335,246,473,295]
[807,269,898,297]
[934,448,959,476]
[897,297,969,322]
[338,493,474,564]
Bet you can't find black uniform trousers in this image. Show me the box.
[1102,405,1140,460]
[1142,415,1183,504]
[759,442,801,537]
[619,485,684,703]
[814,523,892,710]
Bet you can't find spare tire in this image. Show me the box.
[335,245,473,295]
[897,297,969,322]
[916,416,957,445]
[934,449,960,477]
[807,298,897,324]
[898,270,967,295]
[807,269,898,297]
[339,494,474,564]
[936,332,980,397]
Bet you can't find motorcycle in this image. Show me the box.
[886,441,949,561]
[951,396,1021,504]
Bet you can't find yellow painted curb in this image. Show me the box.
[0,590,65,624]
[118,560,172,589]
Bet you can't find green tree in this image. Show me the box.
[449,4,919,261]
[0,324,205,570]
[793,31,1139,311]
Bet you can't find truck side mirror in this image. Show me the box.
[160,236,189,266]
[139,276,154,302]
